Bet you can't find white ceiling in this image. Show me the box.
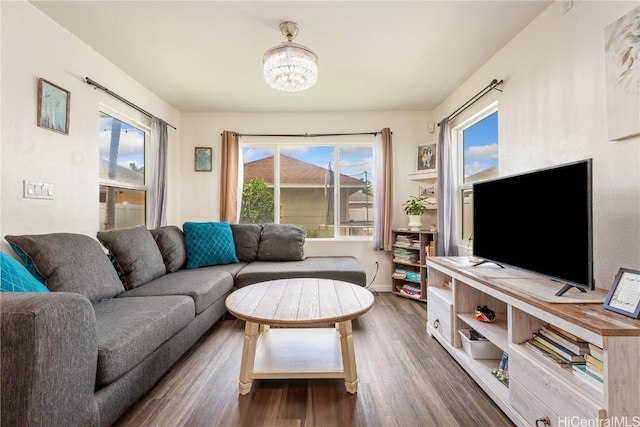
[31,1,551,113]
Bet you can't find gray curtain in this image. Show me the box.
[146,117,168,229]
[436,118,458,256]
[373,128,393,251]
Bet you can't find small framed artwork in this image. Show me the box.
[417,143,436,172]
[194,147,212,172]
[37,78,70,135]
[419,184,435,198]
[603,268,640,319]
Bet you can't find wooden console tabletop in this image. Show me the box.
[427,257,640,337]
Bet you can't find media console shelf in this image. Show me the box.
[426,257,640,427]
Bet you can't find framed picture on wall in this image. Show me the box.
[419,184,435,198]
[417,143,436,172]
[37,78,70,135]
[194,147,212,172]
[604,6,640,141]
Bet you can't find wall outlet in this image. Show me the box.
[24,180,54,200]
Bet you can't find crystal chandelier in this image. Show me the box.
[263,21,318,92]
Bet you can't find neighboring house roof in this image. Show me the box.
[466,165,499,183]
[99,158,144,186]
[244,155,365,188]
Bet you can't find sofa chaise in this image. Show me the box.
[0,222,366,427]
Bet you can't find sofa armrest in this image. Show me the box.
[1,292,99,426]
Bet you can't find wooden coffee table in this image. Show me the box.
[225,278,375,395]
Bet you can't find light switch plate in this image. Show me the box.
[23,180,54,200]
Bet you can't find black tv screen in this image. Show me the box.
[472,159,593,296]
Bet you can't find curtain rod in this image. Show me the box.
[226,131,380,137]
[438,79,503,126]
[85,77,177,130]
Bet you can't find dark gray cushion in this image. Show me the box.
[117,268,234,314]
[93,295,194,385]
[150,226,187,273]
[230,224,263,262]
[5,233,125,302]
[256,223,305,261]
[234,256,366,288]
[97,226,166,290]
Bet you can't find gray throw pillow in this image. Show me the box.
[230,224,263,262]
[256,223,305,261]
[150,225,187,272]
[97,226,166,290]
[5,233,125,302]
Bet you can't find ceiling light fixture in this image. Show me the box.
[263,21,317,92]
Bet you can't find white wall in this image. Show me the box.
[431,1,640,291]
[3,1,636,294]
[0,1,181,251]
[179,111,434,290]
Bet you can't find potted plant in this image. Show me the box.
[402,195,431,231]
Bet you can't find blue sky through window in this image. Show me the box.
[99,114,145,169]
[463,111,498,178]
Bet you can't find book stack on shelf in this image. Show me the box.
[392,267,420,282]
[523,324,588,368]
[425,240,436,257]
[392,248,419,264]
[397,283,421,298]
[394,234,419,248]
[572,343,604,391]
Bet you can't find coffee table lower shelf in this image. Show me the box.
[239,322,357,395]
[254,328,344,377]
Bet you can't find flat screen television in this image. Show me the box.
[472,159,593,296]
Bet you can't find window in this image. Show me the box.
[240,141,374,239]
[455,108,498,242]
[98,111,147,231]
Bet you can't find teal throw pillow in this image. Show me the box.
[1,252,49,292]
[183,221,239,269]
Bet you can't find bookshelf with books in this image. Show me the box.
[391,230,437,302]
[426,257,640,427]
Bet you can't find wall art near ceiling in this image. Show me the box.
[604,6,640,141]
[416,142,437,172]
[37,78,70,135]
[194,147,212,171]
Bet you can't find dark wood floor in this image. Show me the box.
[114,292,514,427]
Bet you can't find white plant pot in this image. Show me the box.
[408,215,422,231]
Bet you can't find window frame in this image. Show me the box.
[239,138,375,241]
[451,102,499,247]
[98,104,150,230]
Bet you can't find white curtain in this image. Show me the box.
[373,128,393,251]
[146,117,168,229]
[436,119,459,256]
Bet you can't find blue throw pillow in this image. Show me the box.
[1,252,49,292]
[183,221,239,269]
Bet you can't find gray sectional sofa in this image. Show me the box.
[0,222,365,427]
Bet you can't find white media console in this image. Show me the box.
[426,257,640,427]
